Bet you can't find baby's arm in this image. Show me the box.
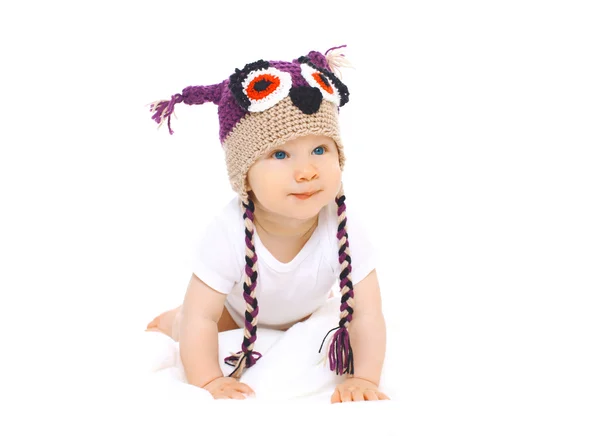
[179,274,253,399]
[179,273,225,387]
[331,269,390,402]
[347,269,386,386]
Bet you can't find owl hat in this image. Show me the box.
[150,45,357,379]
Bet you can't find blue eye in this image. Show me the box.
[273,151,287,160]
[313,146,325,155]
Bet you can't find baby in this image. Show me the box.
[146,46,389,403]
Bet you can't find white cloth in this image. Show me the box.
[125,297,399,436]
[192,195,378,330]
[136,296,398,405]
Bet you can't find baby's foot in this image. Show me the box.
[145,306,181,341]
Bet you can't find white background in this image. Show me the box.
[1,0,598,434]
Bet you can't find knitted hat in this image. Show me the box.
[150,46,356,379]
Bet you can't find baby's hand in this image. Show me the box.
[331,377,390,403]
[202,376,255,400]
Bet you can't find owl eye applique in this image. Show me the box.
[298,57,349,107]
[228,60,292,112]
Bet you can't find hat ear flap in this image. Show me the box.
[149,83,224,134]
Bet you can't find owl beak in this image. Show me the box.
[289,86,323,115]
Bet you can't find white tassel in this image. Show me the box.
[146,99,177,130]
[317,335,334,367]
[325,46,354,79]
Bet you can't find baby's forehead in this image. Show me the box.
[277,134,336,148]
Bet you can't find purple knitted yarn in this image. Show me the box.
[181,83,223,106]
[217,92,246,143]
[150,93,183,135]
[224,351,263,367]
[329,326,353,374]
[325,44,347,55]
[149,49,340,143]
[226,198,262,378]
[149,83,223,135]
[329,194,356,374]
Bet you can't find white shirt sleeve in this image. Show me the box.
[191,212,242,295]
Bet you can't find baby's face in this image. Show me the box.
[246,134,342,221]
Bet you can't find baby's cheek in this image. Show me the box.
[330,157,342,172]
[325,162,342,184]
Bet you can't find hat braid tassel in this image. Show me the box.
[224,198,262,378]
[319,194,355,375]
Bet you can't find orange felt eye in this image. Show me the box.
[312,72,334,94]
[300,63,341,106]
[246,74,281,100]
[242,67,292,112]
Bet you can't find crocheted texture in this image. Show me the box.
[149,48,350,201]
[149,84,223,135]
[225,198,262,378]
[297,56,349,107]
[318,194,355,375]
[223,96,345,204]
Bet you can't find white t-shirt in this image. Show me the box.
[192,196,377,330]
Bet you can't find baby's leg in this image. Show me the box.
[146,305,239,341]
[146,305,182,341]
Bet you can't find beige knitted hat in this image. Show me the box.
[149,47,350,203]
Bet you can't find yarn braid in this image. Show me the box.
[223,198,262,378]
[319,194,355,375]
